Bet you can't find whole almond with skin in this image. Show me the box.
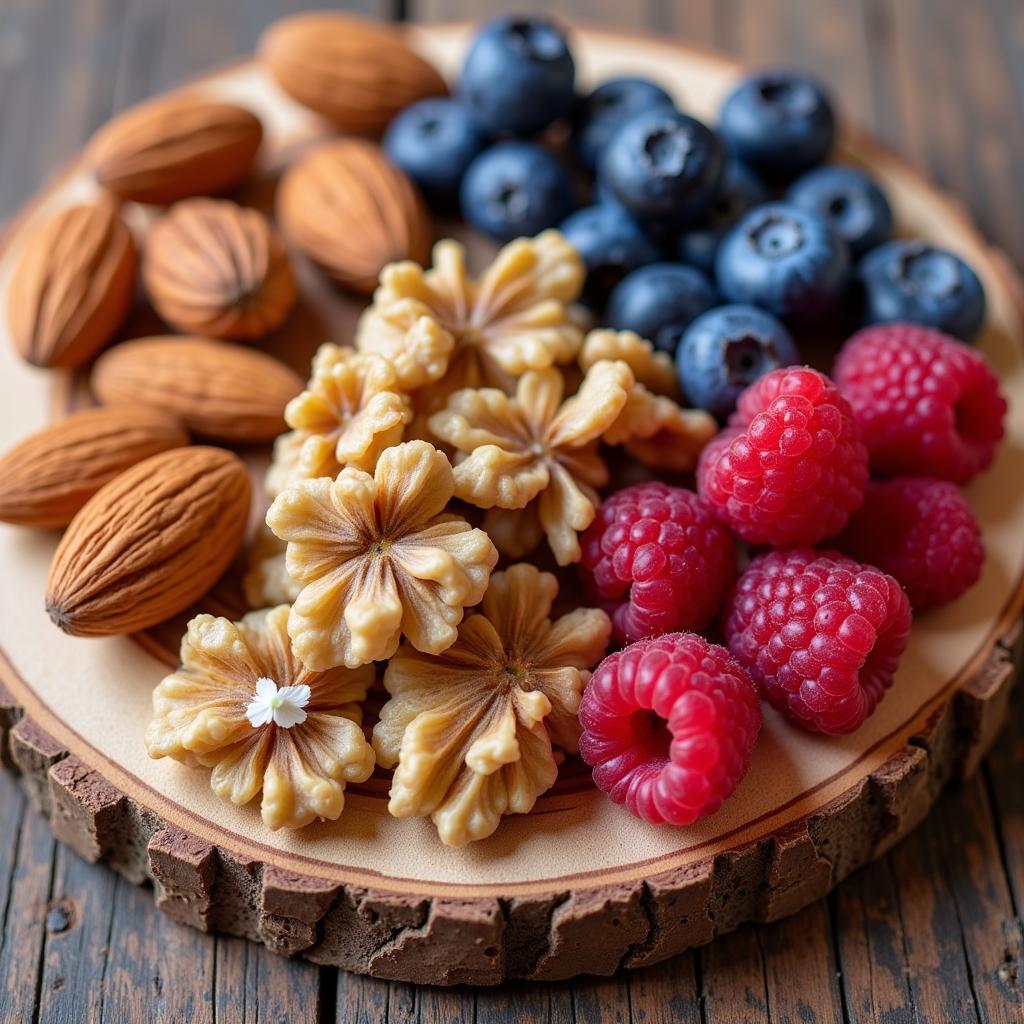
[46,446,250,637]
[144,198,297,340]
[7,201,137,369]
[88,97,263,204]
[92,336,303,442]
[278,139,431,294]
[0,405,188,528]
[260,13,447,133]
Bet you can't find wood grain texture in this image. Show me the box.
[0,0,1023,1020]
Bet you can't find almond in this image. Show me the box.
[46,446,250,636]
[277,139,431,294]
[92,336,303,443]
[6,201,137,369]
[260,13,447,133]
[0,405,189,528]
[143,198,297,340]
[88,97,263,204]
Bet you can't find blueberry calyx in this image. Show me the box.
[892,244,962,298]
[757,77,818,117]
[749,211,804,257]
[506,18,566,62]
[641,123,694,177]
[725,334,773,384]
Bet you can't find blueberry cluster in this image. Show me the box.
[383,15,987,420]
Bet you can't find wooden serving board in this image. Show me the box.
[0,23,1021,987]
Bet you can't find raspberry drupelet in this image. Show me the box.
[697,366,869,546]
[833,323,1006,484]
[837,477,984,609]
[579,482,736,644]
[579,633,762,826]
[724,549,912,735]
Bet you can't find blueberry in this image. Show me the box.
[598,108,724,226]
[383,98,487,204]
[572,77,675,172]
[459,16,575,136]
[715,203,850,323]
[676,159,769,275]
[606,262,717,355]
[857,239,986,342]
[677,305,799,419]
[786,165,893,258]
[559,204,660,309]
[460,141,574,242]
[719,70,835,183]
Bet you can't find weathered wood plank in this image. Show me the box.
[0,770,46,1024]
[36,843,118,1024]
[831,858,915,1023]
[699,924,769,1024]
[214,934,323,1024]
[627,956,702,1024]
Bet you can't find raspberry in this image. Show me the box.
[837,477,984,609]
[697,366,868,546]
[724,549,912,735]
[580,483,736,644]
[579,633,761,825]
[833,323,1006,484]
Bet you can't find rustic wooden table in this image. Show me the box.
[0,1,1022,1021]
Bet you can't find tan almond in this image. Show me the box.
[143,198,297,340]
[260,12,447,133]
[46,446,251,637]
[0,405,189,528]
[88,97,263,204]
[92,336,303,442]
[277,139,432,294]
[6,201,137,369]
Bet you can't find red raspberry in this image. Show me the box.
[580,483,736,644]
[579,633,761,825]
[724,549,911,735]
[697,367,868,546]
[837,477,984,609]
[833,323,1006,484]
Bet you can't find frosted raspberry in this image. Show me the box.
[580,482,736,644]
[833,323,1006,484]
[837,477,984,609]
[697,366,868,546]
[724,549,911,735]
[579,633,762,826]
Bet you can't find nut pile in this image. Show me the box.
[0,11,1010,846]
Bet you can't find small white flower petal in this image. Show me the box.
[272,703,308,729]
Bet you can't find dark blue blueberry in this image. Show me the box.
[676,159,769,275]
[786,164,892,259]
[460,141,574,242]
[598,108,724,226]
[857,239,986,342]
[559,204,660,309]
[571,76,675,172]
[715,203,850,324]
[459,16,575,136]
[719,70,835,183]
[382,98,488,204]
[676,304,799,419]
[606,262,717,355]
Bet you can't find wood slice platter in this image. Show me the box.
[0,23,1021,987]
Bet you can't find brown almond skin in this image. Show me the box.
[46,446,251,637]
[260,13,448,133]
[144,198,297,340]
[88,98,263,204]
[277,139,432,294]
[0,405,189,528]
[7,201,138,369]
[92,336,303,443]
